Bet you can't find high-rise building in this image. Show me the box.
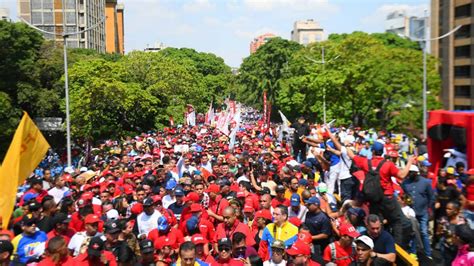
[431,0,474,110]
[105,0,124,54]
[291,19,325,45]
[18,0,123,54]
[385,11,426,39]
[250,33,276,54]
[0,7,10,21]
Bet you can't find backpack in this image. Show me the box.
[362,159,386,203]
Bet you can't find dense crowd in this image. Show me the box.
[0,115,473,266]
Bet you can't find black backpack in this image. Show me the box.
[362,159,386,203]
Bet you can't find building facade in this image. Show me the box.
[291,19,324,45]
[105,0,124,54]
[250,33,276,54]
[18,0,123,54]
[431,0,474,110]
[385,11,426,39]
[0,8,10,20]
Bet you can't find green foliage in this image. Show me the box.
[238,31,441,132]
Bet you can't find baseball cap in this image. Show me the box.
[271,240,285,250]
[298,231,313,245]
[186,216,199,232]
[51,213,71,227]
[157,216,169,231]
[22,193,38,203]
[355,235,374,249]
[219,179,231,187]
[0,240,13,254]
[305,196,320,206]
[318,183,328,193]
[165,179,177,190]
[409,165,419,173]
[21,216,37,227]
[371,141,384,153]
[185,192,200,203]
[189,203,202,213]
[106,209,119,220]
[191,234,208,245]
[205,184,220,193]
[0,230,14,240]
[142,197,154,207]
[28,201,41,212]
[275,185,285,193]
[290,194,301,207]
[254,209,273,221]
[84,214,101,224]
[446,166,455,175]
[105,220,121,234]
[139,239,154,254]
[467,169,474,175]
[339,223,360,238]
[174,187,185,197]
[87,236,105,257]
[287,240,311,256]
[218,238,232,249]
[243,205,255,213]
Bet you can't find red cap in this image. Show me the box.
[185,192,200,203]
[190,203,202,213]
[339,223,360,238]
[287,240,311,256]
[243,205,255,213]
[467,169,474,175]
[152,195,162,203]
[298,231,312,245]
[84,214,101,224]
[254,209,272,221]
[0,229,14,240]
[81,192,94,201]
[123,185,134,195]
[91,181,100,188]
[131,203,143,215]
[106,181,116,187]
[122,172,134,179]
[288,217,302,227]
[83,184,92,191]
[205,184,220,193]
[191,234,208,245]
[101,170,113,177]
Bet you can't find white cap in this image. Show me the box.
[236,176,250,184]
[64,166,74,174]
[355,235,374,249]
[79,167,88,173]
[106,209,119,220]
[409,165,419,172]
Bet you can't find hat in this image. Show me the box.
[467,169,474,175]
[421,160,432,167]
[157,216,169,231]
[191,234,208,245]
[371,141,384,153]
[0,230,14,240]
[287,240,311,256]
[318,183,328,193]
[446,166,455,175]
[260,187,271,195]
[275,185,285,193]
[339,223,360,238]
[255,209,272,221]
[355,235,374,249]
[185,192,200,203]
[22,193,38,203]
[87,236,105,257]
[105,220,121,234]
[139,239,154,254]
[236,176,250,184]
[155,236,176,249]
[347,207,366,218]
[243,205,255,213]
[0,240,13,254]
[21,216,37,227]
[84,214,101,224]
[51,213,71,226]
[271,240,285,250]
[29,177,43,185]
[218,238,232,249]
[298,231,313,245]
[143,197,154,207]
[131,203,143,215]
[205,184,220,193]
[290,194,301,207]
[165,179,177,190]
[298,179,308,186]
[189,203,202,213]
[174,187,185,197]
[305,196,320,206]
[288,217,302,227]
[28,201,41,212]
[106,209,119,220]
[186,216,199,232]
[409,165,419,173]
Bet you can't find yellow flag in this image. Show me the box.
[0,112,50,228]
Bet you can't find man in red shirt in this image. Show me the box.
[148,216,184,250]
[74,236,117,266]
[207,183,229,225]
[38,236,75,266]
[286,240,320,266]
[46,213,75,244]
[271,185,290,208]
[322,223,359,266]
[183,204,216,243]
[349,140,414,248]
[215,206,255,251]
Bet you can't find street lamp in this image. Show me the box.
[399,13,461,139]
[20,5,105,167]
[305,47,340,125]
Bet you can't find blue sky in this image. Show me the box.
[1,0,428,67]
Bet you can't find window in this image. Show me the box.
[455,86,471,98]
[65,0,75,9]
[455,45,471,58]
[31,11,42,24]
[455,24,471,39]
[31,0,42,10]
[455,66,471,78]
[43,0,53,10]
[43,12,53,24]
[455,4,471,18]
[66,12,76,24]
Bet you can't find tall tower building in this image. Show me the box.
[105,0,124,54]
[250,33,276,54]
[18,0,123,54]
[385,11,426,39]
[291,19,325,45]
[431,0,474,110]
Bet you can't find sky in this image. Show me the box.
[1,0,429,67]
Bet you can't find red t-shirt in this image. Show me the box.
[353,156,399,196]
[211,258,245,266]
[215,221,255,246]
[38,255,76,266]
[73,251,117,266]
[47,228,76,244]
[147,227,184,249]
[466,182,474,211]
[271,197,290,208]
[322,241,356,266]
[244,193,260,211]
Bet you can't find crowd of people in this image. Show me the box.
[0,115,473,266]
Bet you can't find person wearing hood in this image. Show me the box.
[401,164,434,258]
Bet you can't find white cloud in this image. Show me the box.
[182,0,215,13]
[243,0,338,13]
[234,27,281,40]
[362,4,428,26]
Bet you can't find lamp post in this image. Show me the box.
[400,13,461,139]
[305,47,340,124]
[20,7,105,167]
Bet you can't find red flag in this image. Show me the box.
[263,91,267,127]
[169,116,174,126]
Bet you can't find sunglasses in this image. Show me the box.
[219,247,231,252]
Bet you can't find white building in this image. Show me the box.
[0,8,9,21]
[385,11,426,39]
[291,19,325,45]
[144,42,167,52]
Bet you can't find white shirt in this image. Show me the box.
[338,147,352,180]
[162,195,176,209]
[48,187,69,204]
[288,205,308,221]
[68,232,102,256]
[263,259,287,266]
[137,210,162,236]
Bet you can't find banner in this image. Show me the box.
[0,112,50,228]
[263,91,267,127]
[205,101,214,125]
[278,110,291,141]
[185,104,196,126]
[169,116,174,127]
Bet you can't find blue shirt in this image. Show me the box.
[304,211,332,247]
[401,176,434,215]
[364,230,395,255]
[12,230,48,264]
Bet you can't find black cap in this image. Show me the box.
[20,216,37,227]
[28,201,41,212]
[51,213,71,227]
[260,187,271,195]
[0,240,13,254]
[276,185,286,193]
[88,236,105,257]
[139,239,154,254]
[29,178,43,185]
[219,179,231,187]
[143,197,154,207]
[104,220,121,234]
[218,238,232,249]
